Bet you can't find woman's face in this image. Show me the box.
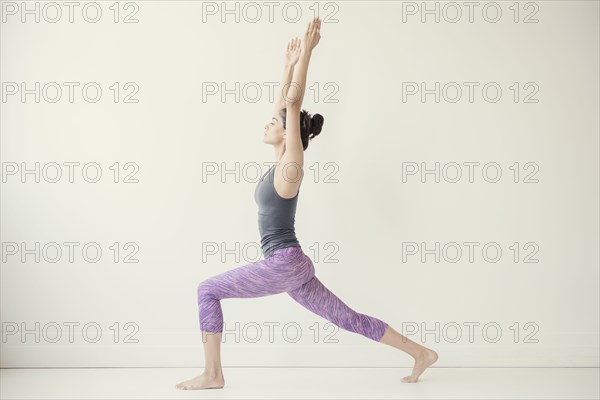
[263,113,285,145]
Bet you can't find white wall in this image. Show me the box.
[1,0,598,368]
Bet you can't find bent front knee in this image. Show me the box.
[197,280,215,301]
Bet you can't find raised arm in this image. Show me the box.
[283,17,321,168]
[273,37,301,118]
[286,17,321,108]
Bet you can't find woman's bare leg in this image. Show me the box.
[379,324,438,383]
[175,331,225,390]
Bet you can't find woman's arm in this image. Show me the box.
[273,38,301,117]
[286,17,321,108]
[273,65,294,117]
[282,17,321,169]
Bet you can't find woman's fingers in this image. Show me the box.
[288,37,300,51]
[306,17,321,35]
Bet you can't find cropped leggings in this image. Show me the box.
[197,246,388,342]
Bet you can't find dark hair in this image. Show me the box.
[279,108,324,151]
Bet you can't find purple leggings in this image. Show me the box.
[197,246,388,342]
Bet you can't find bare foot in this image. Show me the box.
[401,348,438,383]
[175,371,225,390]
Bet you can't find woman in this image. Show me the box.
[176,17,438,390]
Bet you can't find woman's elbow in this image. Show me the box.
[286,98,303,110]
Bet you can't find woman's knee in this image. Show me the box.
[197,279,215,301]
[305,256,316,281]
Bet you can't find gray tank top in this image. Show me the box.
[254,164,301,258]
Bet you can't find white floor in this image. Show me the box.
[1,367,599,399]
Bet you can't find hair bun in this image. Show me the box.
[309,113,324,138]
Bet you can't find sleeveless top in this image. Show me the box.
[254,164,301,258]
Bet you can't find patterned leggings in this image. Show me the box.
[197,246,388,342]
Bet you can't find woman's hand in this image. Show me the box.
[285,37,302,67]
[302,17,321,52]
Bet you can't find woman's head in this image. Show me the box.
[263,108,324,151]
